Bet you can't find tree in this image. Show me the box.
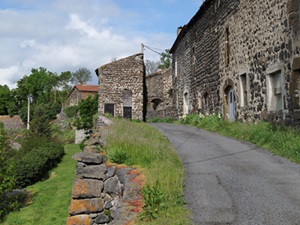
[158,49,172,69]
[14,67,72,123]
[0,122,16,221]
[145,60,160,75]
[74,94,98,133]
[70,67,92,85]
[0,85,11,115]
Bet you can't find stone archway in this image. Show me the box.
[224,85,236,121]
[183,92,189,115]
[151,98,163,110]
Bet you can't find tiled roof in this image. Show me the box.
[75,85,98,92]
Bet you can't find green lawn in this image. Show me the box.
[3,144,80,225]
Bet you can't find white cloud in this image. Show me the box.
[0,66,23,89]
[0,0,176,89]
[20,39,36,48]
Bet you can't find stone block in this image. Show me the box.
[104,177,122,196]
[72,179,103,199]
[76,163,107,180]
[94,213,110,224]
[73,152,105,165]
[69,198,104,215]
[66,215,92,225]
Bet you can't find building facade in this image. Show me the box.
[171,0,300,124]
[95,53,145,120]
[146,68,177,119]
[66,85,98,107]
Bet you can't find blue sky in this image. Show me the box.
[0,0,204,88]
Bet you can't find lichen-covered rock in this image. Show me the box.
[94,213,110,224]
[72,179,103,199]
[69,198,104,215]
[72,152,105,165]
[83,145,101,153]
[76,163,107,180]
[84,134,103,146]
[66,215,92,225]
[106,166,117,178]
[104,177,122,197]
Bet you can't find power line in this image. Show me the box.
[142,44,164,56]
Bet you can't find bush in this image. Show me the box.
[0,122,17,221]
[64,106,78,118]
[108,147,130,164]
[13,143,64,188]
[141,181,165,220]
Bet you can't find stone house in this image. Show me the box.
[66,84,98,107]
[95,53,145,120]
[171,0,300,124]
[146,68,176,119]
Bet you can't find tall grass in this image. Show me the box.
[180,113,300,163]
[2,144,80,225]
[103,118,190,225]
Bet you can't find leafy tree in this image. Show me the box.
[14,67,72,123]
[0,85,11,115]
[0,122,16,221]
[145,60,160,75]
[70,67,92,85]
[74,94,98,133]
[158,49,172,69]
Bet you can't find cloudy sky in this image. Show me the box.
[0,0,204,89]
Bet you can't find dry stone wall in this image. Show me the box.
[66,127,143,225]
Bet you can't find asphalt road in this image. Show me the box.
[150,123,300,225]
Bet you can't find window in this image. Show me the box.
[225,28,230,66]
[239,73,248,107]
[104,103,115,116]
[175,58,178,77]
[192,47,196,75]
[203,93,209,114]
[215,0,221,11]
[267,71,283,111]
[298,0,300,21]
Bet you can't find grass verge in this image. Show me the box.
[103,118,190,225]
[2,144,80,225]
[180,113,300,163]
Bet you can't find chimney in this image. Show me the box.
[177,26,183,36]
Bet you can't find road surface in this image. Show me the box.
[150,123,300,225]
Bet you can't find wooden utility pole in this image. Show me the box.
[27,95,30,130]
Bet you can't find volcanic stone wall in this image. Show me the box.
[96,54,145,120]
[171,0,240,117]
[146,68,177,119]
[172,0,300,124]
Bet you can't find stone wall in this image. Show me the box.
[171,0,300,124]
[146,68,177,119]
[95,54,145,121]
[171,0,240,118]
[0,115,25,130]
[67,133,143,225]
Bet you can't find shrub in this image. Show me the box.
[13,143,64,188]
[64,106,78,118]
[141,181,165,220]
[108,147,130,164]
[0,122,17,221]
